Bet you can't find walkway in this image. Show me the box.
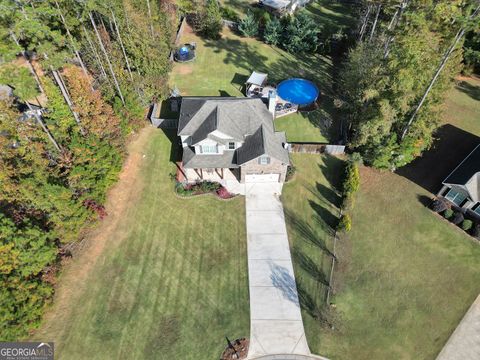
[245,182,311,359]
[436,294,480,360]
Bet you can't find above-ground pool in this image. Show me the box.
[277,78,320,106]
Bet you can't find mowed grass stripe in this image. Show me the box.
[37,130,249,359]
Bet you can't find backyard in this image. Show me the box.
[170,0,355,143]
[34,128,249,359]
[280,76,480,359]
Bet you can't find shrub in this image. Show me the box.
[216,186,234,199]
[264,17,283,46]
[431,198,448,213]
[285,165,296,182]
[341,194,354,211]
[281,11,320,53]
[337,214,352,232]
[451,211,464,225]
[443,208,454,219]
[220,6,239,22]
[342,162,360,197]
[461,219,473,231]
[472,224,480,238]
[200,0,223,39]
[238,11,259,37]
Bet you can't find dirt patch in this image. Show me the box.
[221,338,249,360]
[176,65,193,75]
[33,126,156,338]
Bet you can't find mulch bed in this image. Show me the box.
[220,338,249,360]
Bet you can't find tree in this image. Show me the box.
[281,12,320,54]
[238,11,259,38]
[264,17,282,46]
[342,0,472,169]
[200,0,223,39]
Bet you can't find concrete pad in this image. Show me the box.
[436,294,480,360]
[246,211,287,234]
[248,259,295,287]
[249,320,309,356]
[245,183,311,359]
[250,285,302,320]
[247,234,291,260]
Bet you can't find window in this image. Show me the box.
[200,145,217,154]
[228,142,235,150]
[473,203,480,216]
[258,156,270,165]
[445,188,467,206]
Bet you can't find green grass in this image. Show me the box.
[35,130,249,359]
[282,153,344,347]
[442,76,480,134]
[283,76,480,360]
[170,0,356,143]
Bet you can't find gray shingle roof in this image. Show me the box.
[183,146,238,168]
[178,97,289,168]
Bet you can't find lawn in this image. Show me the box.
[34,129,249,359]
[282,76,480,360]
[170,0,355,143]
[281,153,344,351]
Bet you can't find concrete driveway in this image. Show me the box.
[245,182,311,358]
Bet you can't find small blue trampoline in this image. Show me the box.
[277,78,320,106]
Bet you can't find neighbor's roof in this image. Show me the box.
[261,0,291,10]
[246,71,268,86]
[443,144,480,202]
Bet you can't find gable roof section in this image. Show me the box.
[190,106,218,145]
[178,97,274,139]
[443,144,480,202]
[237,125,289,165]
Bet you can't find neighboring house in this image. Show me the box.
[259,0,311,14]
[438,144,480,218]
[177,97,290,185]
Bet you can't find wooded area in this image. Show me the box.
[0,0,175,340]
[341,0,480,169]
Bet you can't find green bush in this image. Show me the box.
[452,211,464,225]
[461,219,473,231]
[443,208,454,219]
[264,17,283,46]
[342,162,360,197]
[220,6,239,22]
[337,214,352,232]
[201,0,223,39]
[341,194,354,211]
[285,165,296,182]
[238,11,259,37]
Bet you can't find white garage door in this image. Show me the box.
[245,173,280,183]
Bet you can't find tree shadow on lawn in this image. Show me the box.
[161,129,182,164]
[396,124,480,194]
[292,246,330,286]
[318,155,344,194]
[284,208,335,258]
[456,80,480,101]
[203,36,340,141]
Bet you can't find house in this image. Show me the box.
[177,97,290,186]
[259,0,311,14]
[438,144,480,217]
